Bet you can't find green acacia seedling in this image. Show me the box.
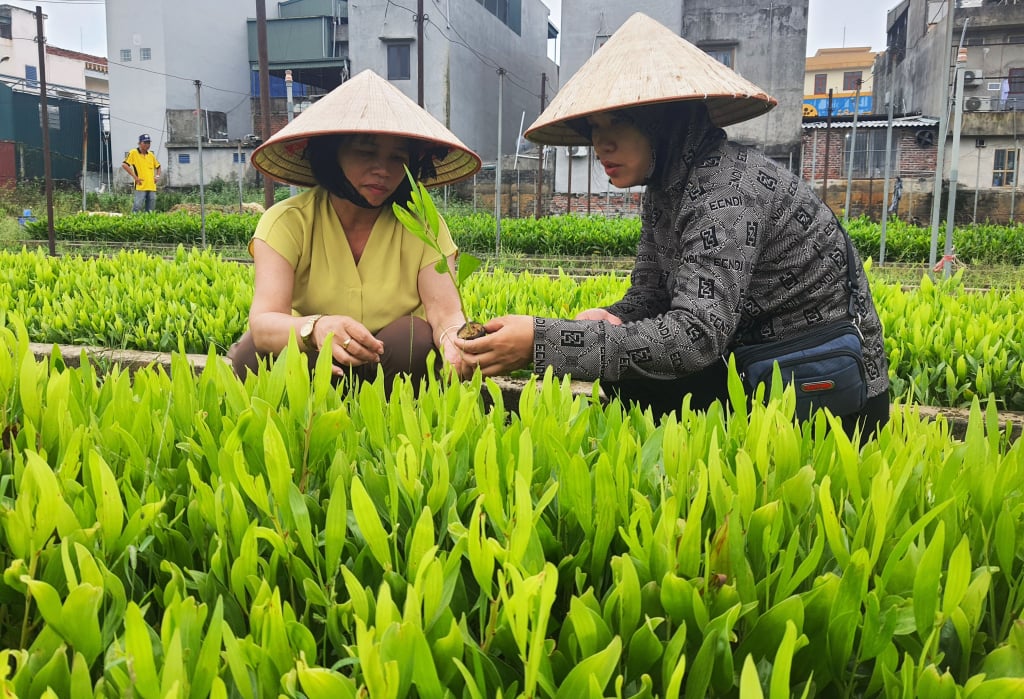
[392,167,485,339]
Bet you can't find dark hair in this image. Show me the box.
[306,134,448,208]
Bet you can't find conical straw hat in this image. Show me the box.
[525,12,777,146]
[251,69,482,187]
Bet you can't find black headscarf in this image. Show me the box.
[306,134,448,209]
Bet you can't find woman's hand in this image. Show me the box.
[574,308,623,324]
[455,315,534,379]
[314,315,383,370]
[437,325,465,370]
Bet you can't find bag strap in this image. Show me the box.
[844,235,863,324]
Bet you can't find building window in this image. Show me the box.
[993,149,1017,187]
[843,71,863,91]
[476,0,521,34]
[38,103,60,130]
[25,65,37,87]
[704,47,735,69]
[140,48,152,61]
[814,73,827,94]
[386,42,411,81]
[178,154,191,164]
[120,49,132,62]
[843,129,898,178]
[233,152,246,163]
[0,11,11,40]
[1009,34,1024,44]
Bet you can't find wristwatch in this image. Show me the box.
[299,314,324,352]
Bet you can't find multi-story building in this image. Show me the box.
[800,42,938,222]
[553,0,810,201]
[803,47,877,117]
[105,0,259,187]
[104,0,555,188]
[878,0,1024,222]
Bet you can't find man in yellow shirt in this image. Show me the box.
[121,133,161,213]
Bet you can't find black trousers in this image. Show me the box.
[227,315,438,395]
[604,360,890,443]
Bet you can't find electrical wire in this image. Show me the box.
[383,0,543,100]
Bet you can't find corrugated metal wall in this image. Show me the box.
[1,83,108,183]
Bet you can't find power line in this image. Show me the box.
[384,0,542,100]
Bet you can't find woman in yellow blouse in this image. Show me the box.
[229,70,481,391]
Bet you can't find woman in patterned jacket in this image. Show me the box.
[456,12,890,439]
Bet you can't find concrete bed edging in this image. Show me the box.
[25,342,1024,443]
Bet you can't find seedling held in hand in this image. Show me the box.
[392,167,486,339]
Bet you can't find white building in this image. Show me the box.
[105,0,257,181]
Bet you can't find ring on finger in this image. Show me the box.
[342,337,352,349]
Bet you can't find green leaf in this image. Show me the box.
[554,637,622,699]
[457,253,482,287]
[324,475,348,578]
[392,205,428,241]
[914,521,946,638]
[351,476,393,571]
[739,654,765,699]
[123,603,161,699]
[297,664,358,699]
[769,620,806,699]
[941,535,972,617]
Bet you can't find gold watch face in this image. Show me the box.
[300,318,316,347]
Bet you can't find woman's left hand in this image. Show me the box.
[455,315,534,378]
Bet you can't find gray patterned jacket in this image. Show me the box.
[533,117,890,400]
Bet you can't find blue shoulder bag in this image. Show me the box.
[732,237,868,421]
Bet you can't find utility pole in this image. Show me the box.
[843,80,862,223]
[880,57,896,265]
[285,69,298,196]
[942,47,968,279]
[81,103,88,211]
[823,89,833,208]
[535,73,546,218]
[567,148,573,214]
[929,0,956,275]
[35,7,55,256]
[586,149,592,215]
[416,0,425,106]
[195,80,207,247]
[256,0,275,211]
[495,68,505,255]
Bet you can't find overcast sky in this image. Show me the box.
[4,0,893,62]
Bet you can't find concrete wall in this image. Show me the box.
[552,0,808,195]
[0,5,40,81]
[164,145,258,187]
[106,0,263,175]
[683,0,807,159]
[347,0,555,160]
[875,1,943,119]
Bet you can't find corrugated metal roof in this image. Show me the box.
[802,117,939,129]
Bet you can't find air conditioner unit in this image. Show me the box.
[963,68,983,87]
[964,96,983,111]
[568,146,589,157]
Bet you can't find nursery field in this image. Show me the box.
[2,202,1024,695]
[2,310,1024,697]
[0,247,1022,411]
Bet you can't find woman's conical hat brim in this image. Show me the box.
[525,12,778,146]
[251,69,482,187]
